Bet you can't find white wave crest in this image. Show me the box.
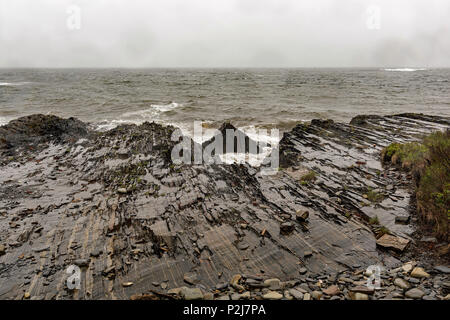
[94,119,134,131]
[152,102,181,112]
[384,68,426,72]
[93,102,182,131]
[0,81,32,86]
[0,116,14,126]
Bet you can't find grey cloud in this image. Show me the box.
[0,0,449,67]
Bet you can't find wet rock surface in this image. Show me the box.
[0,113,448,300]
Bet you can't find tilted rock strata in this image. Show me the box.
[0,113,448,300]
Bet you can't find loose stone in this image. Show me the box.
[410,267,430,279]
[263,291,283,300]
[394,278,410,290]
[405,288,425,299]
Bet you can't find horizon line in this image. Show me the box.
[0,66,448,69]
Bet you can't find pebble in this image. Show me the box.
[410,267,430,279]
[288,289,304,300]
[203,292,214,300]
[323,285,340,296]
[184,272,199,285]
[230,274,245,292]
[405,288,425,299]
[215,282,228,290]
[295,286,308,294]
[73,258,90,268]
[240,291,251,299]
[420,236,437,243]
[299,267,308,275]
[263,278,281,290]
[122,282,134,287]
[402,262,414,273]
[284,290,293,300]
[167,288,183,295]
[303,293,311,300]
[117,188,128,194]
[280,222,294,235]
[394,278,410,290]
[263,291,283,300]
[181,287,203,300]
[0,244,5,255]
[350,285,374,295]
[395,216,409,224]
[311,290,323,300]
[434,265,450,274]
[408,278,420,284]
[353,292,369,300]
[339,277,354,284]
[295,210,309,222]
[237,242,249,250]
[392,292,404,299]
[33,245,50,253]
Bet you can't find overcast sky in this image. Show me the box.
[0,0,449,68]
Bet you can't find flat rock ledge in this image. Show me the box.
[0,113,449,300]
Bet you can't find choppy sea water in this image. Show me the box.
[1,68,449,137]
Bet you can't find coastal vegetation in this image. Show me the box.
[300,170,317,185]
[382,130,450,240]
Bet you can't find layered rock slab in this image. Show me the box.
[0,113,448,299]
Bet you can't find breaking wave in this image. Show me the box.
[384,68,427,72]
[152,102,181,112]
[0,117,12,126]
[93,102,182,131]
[0,81,32,86]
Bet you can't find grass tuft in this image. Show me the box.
[300,170,317,183]
[369,216,380,225]
[366,188,384,203]
[381,130,450,240]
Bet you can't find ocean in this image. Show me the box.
[1,68,449,136]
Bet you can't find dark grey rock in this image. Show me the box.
[434,266,450,274]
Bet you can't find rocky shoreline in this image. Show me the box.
[0,113,449,300]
